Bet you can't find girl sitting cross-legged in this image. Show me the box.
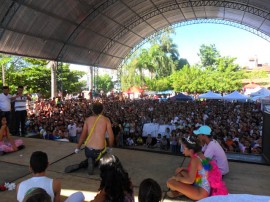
[166,136,228,201]
[0,115,24,154]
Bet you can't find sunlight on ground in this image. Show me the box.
[61,189,139,202]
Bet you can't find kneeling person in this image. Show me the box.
[66,102,114,175]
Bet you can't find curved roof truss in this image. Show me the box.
[0,0,270,69]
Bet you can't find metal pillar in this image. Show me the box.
[50,61,57,98]
[88,66,93,91]
[94,67,98,89]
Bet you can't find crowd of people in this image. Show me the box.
[21,93,263,155]
[0,85,265,201]
[1,84,264,201]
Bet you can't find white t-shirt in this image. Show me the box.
[68,124,77,137]
[17,176,54,202]
[0,93,11,111]
[203,140,229,175]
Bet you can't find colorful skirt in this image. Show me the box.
[0,139,24,153]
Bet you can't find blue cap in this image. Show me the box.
[193,125,211,135]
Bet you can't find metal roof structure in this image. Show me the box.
[1,0,270,69]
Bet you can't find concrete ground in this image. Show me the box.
[1,137,270,202]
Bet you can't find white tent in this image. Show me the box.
[198,91,223,99]
[250,87,270,98]
[223,91,248,101]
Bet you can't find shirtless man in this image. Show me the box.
[65,102,114,175]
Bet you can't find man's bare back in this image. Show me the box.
[84,115,113,149]
[66,102,114,175]
[76,102,114,151]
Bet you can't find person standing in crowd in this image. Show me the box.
[67,120,77,143]
[112,120,121,147]
[194,125,229,176]
[88,89,93,100]
[76,122,83,143]
[0,86,12,128]
[139,178,162,202]
[16,151,61,202]
[65,102,114,175]
[12,86,32,136]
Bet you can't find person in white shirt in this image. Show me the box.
[0,86,12,128]
[194,125,229,176]
[16,151,61,202]
[67,121,77,143]
[16,151,84,202]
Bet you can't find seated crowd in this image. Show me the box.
[25,96,262,155]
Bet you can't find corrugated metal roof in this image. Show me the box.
[0,0,270,69]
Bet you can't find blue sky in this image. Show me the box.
[173,23,270,66]
[71,23,270,72]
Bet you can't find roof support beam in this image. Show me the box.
[149,0,172,26]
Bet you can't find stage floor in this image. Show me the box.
[1,137,270,202]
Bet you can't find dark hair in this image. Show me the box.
[0,115,7,127]
[23,187,51,202]
[18,85,24,89]
[92,102,103,115]
[182,136,202,153]
[30,151,48,173]
[99,154,133,202]
[138,178,162,202]
[2,86,9,90]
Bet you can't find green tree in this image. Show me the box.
[22,66,51,96]
[120,56,141,90]
[56,63,86,95]
[244,69,268,79]
[0,54,12,86]
[198,44,220,69]
[145,77,171,91]
[120,31,189,90]
[1,56,86,97]
[96,74,114,93]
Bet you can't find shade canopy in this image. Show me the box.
[223,91,248,101]
[124,86,144,94]
[170,93,193,101]
[198,91,223,100]
[250,87,270,97]
[1,1,270,69]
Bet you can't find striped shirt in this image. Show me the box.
[13,95,28,111]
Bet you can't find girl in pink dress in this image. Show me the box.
[0,116,24,154]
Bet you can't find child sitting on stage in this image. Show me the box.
[166,136,228,200]
[0,115,24,154]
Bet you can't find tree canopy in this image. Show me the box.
[119,41,268,93]
[0,55,86,97]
